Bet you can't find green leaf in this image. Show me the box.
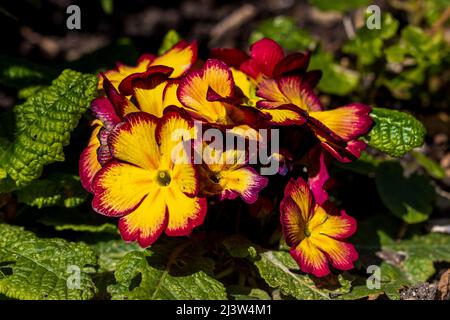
[0,55,56,89]
[249,16,316,51]
[411,151,445,179]
[309,49,359,95]
[0,70,98,188]
[0,224,97,300]
[100,0,114,15]
[108,240,227,300]
[228,286,272,300]
[223,236,349,300]
[158,30,181,55]
[375,162,435,224]
[91,240,142,272]
[37,208,118,235]
[382,232,450,283]
[343,13,399,65]
[308,0,370,12]
[16,173,88,208]
[342,262,410,300]
[366,107,426,157]
[424,0,450,25]
[17,85,46,100]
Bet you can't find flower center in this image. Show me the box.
[304,226,312,237]
[157,170,171,186]
[209,172,221,184]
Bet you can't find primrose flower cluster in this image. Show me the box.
[79,38,372,277]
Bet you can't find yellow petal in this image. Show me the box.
[92,161,155,216]
[165,185,206,236]
[119,186,168,247]
[134,82,166,117]
[109,113,160,170]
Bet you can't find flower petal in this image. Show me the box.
[118,65,173,96]
[99,53,153,90]
[210,48,249,68]
[309,206,357,240]
[163,82,183,108]
[102,74,140,117]
[151,41,198,78]
[172,163,199,196]
[92,161,154,217]
[309,103,372,141]
[157,110,194,167]
[218,166,268,204]
[256,76,321,113]
[272,52,310,78]
[108,113,160,170]
[290,239,330,277]
[282,177,314,223]
[231,68,259,106]
[319,139,366,163]
[118,187,168,247]
[178,59,234,123]
[261,107,306,126]
[79,121,102,193]
[241,38,284,79]
[90,97,121,129]
[280,178,314,247]
[277,76,321,112]
[165,186,207,236]
[309,232,358,271]
[307,147,330,205]
[134,81,166,117]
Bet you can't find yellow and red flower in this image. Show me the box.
[257,75,372,162]
[280,177,358,277]
[177,59,262,128]
[79,36,373,259]
[198,147,268,204]
[99,40,197,90]
[211,38,315,83]
[91,111,206,247]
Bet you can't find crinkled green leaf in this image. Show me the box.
[0,69,98,188]
[382,232,450,283]
[342,262,410,300]
[366,107,426,157]
[17,85,46,100]
[0,55,56,89]
[309,49,359,95]
[308,0,370,12]
[108,240,227,300]
[16,173,88,208]
[91,240,142,273]
[343,13,399,65]
[249,16,316,51]
[158,30,181,55]
[411,151,445,180]
[375,162,435,224]
[0,224,97,300]
[223,236,349,300]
